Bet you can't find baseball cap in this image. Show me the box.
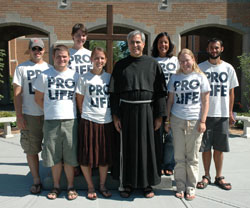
[29,38,44,49]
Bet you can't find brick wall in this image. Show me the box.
[1,1,249,41]
[1,0,250,75]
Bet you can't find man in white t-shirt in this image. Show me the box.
[13,38,50,194]
[34,45,79,200]
[197,38,239,191]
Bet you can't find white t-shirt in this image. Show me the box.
[199,60,239,117]
[168,72,211,120]
[76,71,112,124]
[155,56,179,86]
[69,48,93,75]
[33,67,79,120]
[12,60,51,116]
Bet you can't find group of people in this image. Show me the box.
[13,23,238,201]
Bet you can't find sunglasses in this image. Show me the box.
[31,47,43,51]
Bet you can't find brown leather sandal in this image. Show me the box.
[197,175,211,189]
[214,176,232,190]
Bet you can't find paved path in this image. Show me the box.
[0,133,250,208]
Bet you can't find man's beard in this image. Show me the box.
[208,52,222,59]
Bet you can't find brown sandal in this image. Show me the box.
[99,188,112,198]
[197,175,211,189]
[30,183,42,194]
[87,188,97,200]
[67,188,78,200]
[214,176,232,190]
[47,187,61,200]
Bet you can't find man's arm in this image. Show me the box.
[110,93,121,133]
[229,88,235,125]
[34,90,44,110]
[113,114,121,133]
[13,84,26,129]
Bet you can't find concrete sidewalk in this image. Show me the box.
[0,132,250,208]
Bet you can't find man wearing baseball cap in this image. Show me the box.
[29,38,45,49]
[13,38,51,194]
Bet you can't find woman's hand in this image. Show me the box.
[164,121,171,133]
[198,122,206,133]
[154,117,162,131]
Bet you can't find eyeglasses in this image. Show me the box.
[31,47,43,51]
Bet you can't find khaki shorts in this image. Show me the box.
[20,114,44,155]
[42,119,78,167]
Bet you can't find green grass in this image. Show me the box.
[234,111,250,129]
[0,111,16,117]
[236,112,250,117]
[0,111,16,129]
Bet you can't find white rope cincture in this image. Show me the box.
[120,99,153,104]
[118,130,124,191]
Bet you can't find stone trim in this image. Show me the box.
[0,13,57,64]
[174,14,250,53]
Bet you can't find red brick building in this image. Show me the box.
[0,0,250,107]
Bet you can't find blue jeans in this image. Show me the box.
[160,124,175,171]
[163,131,175,170]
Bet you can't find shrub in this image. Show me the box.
[0,49,6,100]
[238,53,250,111]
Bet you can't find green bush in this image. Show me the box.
[9,76,14,102]
[238,53,250,111]
[234,120,243,129]
[0,49,6,100]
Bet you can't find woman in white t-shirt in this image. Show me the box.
[165,48,210,200]
[76,47,114,200]
[151,32,178,177]
[69,23,92,75]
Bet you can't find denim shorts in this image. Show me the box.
[199,117,229,152]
